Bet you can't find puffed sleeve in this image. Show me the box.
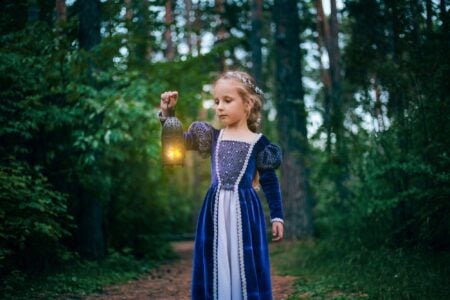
[184,121,214,158]
[159,112,214,158]
[256,142,284,223]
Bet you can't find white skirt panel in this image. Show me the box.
[217,189,242,300]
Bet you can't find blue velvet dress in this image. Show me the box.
[182,121,284,300]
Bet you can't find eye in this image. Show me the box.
[214,99,219,105]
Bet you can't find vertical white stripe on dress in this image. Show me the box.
[217,189,242,300]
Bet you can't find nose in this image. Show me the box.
[216,101,224,111]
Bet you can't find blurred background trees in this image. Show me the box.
[0,0,448,296]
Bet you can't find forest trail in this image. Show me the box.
[84,241,296,300]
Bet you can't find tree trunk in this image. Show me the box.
[215,0,228,71]
[185,0,193,54]
[125,0,133,20]
[440,0,448,36]
[315,0,332,153]
[164,0,176,60]
[78,190,105,259]
[315,0,348,199]
[273,0,314,239]
[78,0,101,51]
[250,0,263,87]
[425,0,433,33]
[329,0,349,200]
[386,0,412,246]
[409,0,422,44]
[77,0,105,259]
[55,0,67,22]
[329,0,340,85]
[194,3,202,56]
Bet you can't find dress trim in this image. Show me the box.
[271,217,284,224]
[213,130,224,300]
[213,129,262,300]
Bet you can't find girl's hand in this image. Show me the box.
[160,91,178,117]
[272,221,284,242]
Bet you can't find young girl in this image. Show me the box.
[159,71,284,300]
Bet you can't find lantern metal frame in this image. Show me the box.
[161,106,185,166]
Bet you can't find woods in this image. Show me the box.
[1,0,449,298]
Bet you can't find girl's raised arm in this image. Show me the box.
[158,91,215,158]
[160,91,178,117]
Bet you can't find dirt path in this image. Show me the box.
[85,241,296,300]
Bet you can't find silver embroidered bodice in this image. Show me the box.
[217,140,250,190]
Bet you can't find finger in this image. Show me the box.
[278,225,284,241]
[272,235,281,242]
[272,225,279,241]
[273,224,283,242]
[161,92,168,103]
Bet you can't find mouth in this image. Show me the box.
[218,115,227,118]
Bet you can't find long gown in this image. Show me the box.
[181,121,284,300]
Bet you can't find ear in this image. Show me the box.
[246,97,255,111]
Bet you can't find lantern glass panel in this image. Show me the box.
[162,116,185,166]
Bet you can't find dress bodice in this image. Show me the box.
[213,127,263,191]
[216,140,251,190]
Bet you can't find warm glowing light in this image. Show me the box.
[166,147,182,160]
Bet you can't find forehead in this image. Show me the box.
[213,78,243,96]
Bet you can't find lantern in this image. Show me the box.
[161,108,185,166]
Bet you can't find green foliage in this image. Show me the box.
[1,0,448,297]
[272,241,450,299]
[0,159,73,274]
[311,0,450,251]
[0,9,222,279]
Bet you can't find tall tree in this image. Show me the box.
[215,0,229,70]
[329,0,348,199]
[164,0,176,60]
[440,0,448,37]
[425,0,433,33]
[185,0,193,54]
[77,0,105,259]
[315,0,332,152]
[194,4,203,55]
[55,0,67,22]
[78,0,101,51]
[316,0,348,183]
[250,0,263,87]
[273,0,314,238]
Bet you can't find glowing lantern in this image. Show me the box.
[161,109,185,166]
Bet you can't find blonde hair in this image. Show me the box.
[214,70,264,188]
[214,71,264,133]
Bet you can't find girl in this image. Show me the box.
[159,71,284,300]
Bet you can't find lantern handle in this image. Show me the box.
[166,101,175,117]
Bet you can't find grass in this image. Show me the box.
[0,247,176,300]
[270,239,450,300]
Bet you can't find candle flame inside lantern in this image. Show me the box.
[166,147,182,160]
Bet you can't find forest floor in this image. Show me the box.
[83,241,296,300]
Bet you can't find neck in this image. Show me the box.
[224,119,250,133]
[222,120,259,142]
